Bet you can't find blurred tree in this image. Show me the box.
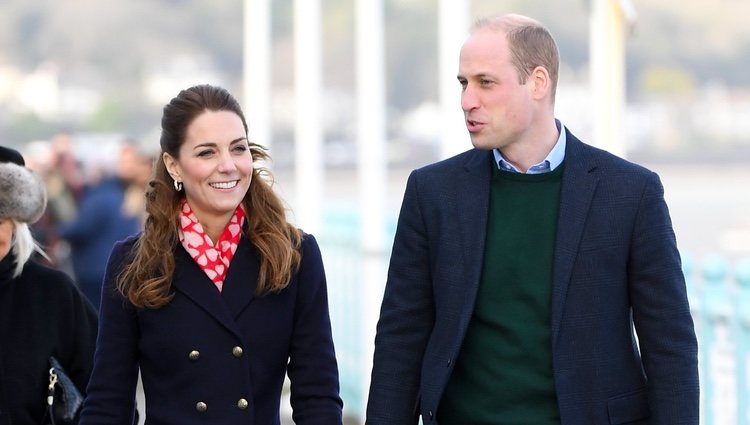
[5,113,55,142]
[87,99,126,132]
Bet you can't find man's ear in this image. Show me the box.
[162,152,180,181]
[530,66,551,100]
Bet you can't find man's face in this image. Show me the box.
[458,29,535,151]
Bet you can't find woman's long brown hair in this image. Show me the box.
[116,85,301,309]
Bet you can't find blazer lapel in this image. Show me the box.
[454,150,492,325]
[551,132,599,347]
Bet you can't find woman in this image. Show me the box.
[0,146,98,424]
[79,85,343,424]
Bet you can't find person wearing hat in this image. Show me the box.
[0,145,98,424]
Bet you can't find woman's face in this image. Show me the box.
[0,218,14,260]
[163,110,253,229]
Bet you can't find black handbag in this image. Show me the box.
[44,356,84,425]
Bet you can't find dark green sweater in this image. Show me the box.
[438,161,564,425]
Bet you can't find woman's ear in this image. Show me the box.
[162,152,180,181]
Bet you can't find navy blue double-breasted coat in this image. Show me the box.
[79,233,342,425]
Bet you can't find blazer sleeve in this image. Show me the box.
[366,170,435,425]
[287,234,344,424]
[628,172,699,423]
[78,240,140,425]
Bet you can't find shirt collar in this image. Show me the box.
[493,119,567,174]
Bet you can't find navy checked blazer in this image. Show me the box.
[366,130,699,425]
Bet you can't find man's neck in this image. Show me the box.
[498,118,559,173]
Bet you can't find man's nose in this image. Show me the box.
[461,85,479,111]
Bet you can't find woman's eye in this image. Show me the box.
[197,150,213,157]
[233,145,248,153]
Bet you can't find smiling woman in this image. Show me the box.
[162,110,253,243]
[78,84,343,425]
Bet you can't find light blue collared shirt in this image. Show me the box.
[493,119,567,174]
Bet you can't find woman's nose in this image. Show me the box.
[217,151,237,172]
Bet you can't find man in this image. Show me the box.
[366,14,698,425]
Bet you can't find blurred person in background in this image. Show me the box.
[23,135,82,273]
[119,138,157,228]
[367,14,698,425]
[79,84,342,424]
[0,145,97,424]
[57,138,141,310]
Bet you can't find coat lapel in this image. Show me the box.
[455,150,493,323]
[171,239,256,336]
[220,238,258,318]
[550,132,599,346]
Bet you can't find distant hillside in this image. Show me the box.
[0,0,748,141]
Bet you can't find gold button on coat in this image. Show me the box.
[196,401,208,412]
[232,346,244,357]
[189,350,200,361]
[237,398,249,410]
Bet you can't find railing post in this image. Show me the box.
[682,252,704,422]
[702,255,736,425]
[735,258,750,425]
[683,252,701,326]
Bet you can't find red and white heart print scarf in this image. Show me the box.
[178,200,246,292]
